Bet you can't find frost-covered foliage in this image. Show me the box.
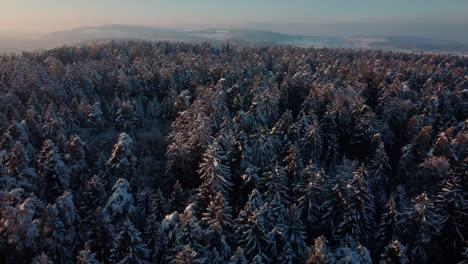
[104,178,136,221]
[0,41,466,263]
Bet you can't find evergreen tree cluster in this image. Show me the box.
[0,41,467,263]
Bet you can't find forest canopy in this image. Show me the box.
[0,41,467,264]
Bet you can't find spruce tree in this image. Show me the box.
[337,165,375,247]
[37,140,69,203]
[434,176,466,260]
[239,210,270,262]
[170,245,204,264]
[104,178,136,222]
[380,240,409,264]
[107,133,137,182]
[405,192,440,263]
[377,199,401,253]
[197,141,232,210]
[283,204,307,262]
[110,220,149,264]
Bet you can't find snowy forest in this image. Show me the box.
[0,41,466,264]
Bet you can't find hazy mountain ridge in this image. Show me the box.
[0,24,467,55]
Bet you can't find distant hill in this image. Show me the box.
[0,24,467,55]
[190,28,301,42]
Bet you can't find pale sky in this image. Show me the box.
[1,0,467,33]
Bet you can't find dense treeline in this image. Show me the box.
[0,41,467,263]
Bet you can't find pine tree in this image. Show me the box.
[37,140,69,203]
[245,188,264,213]
[228,247,249,264]
[43,203,73,264]
[299,117,322,165]
[322,173,348,240]
[0,193,44,261]
[283,143,304,185]
[82,207,114,264]
[41,104,63,141]
[377,199,401,252]
[148,189,169,222]
[4,141,36,192]
[175,203,205,258]
[434,176,467,260]
[380,240,409,264]
[405,192,440,263]
[251,254,268,264]
[32,253,53,264]
[283,204,307,262]
[65,135,89,190]
[332,237,373,264]
[265,193,286,230]
[306,236,331,264]
[239,210,270,262]
[107,133,137,182]
[280,242,296,264]
[260,157,289,204]
[298,167,327,236]
[115,100,140,131]
[170,180,186,213]
[369,134,391,196]
[254,132,275,171]
[76,246,101,264]
[431,132,452,158]
[170,245,204,264]
[266,227,285,263]
[337,165,375,247]
[201,192,233,262]
[110,220,149,264]
[197,141,232,209]
[79,175,106,221]
[321,112,339,169]
[104,178,136,222]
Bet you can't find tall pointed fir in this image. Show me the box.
[79,175,106,223]
[298,167,327,237]
[42,202,73,264]
[322,173,348,241]
[434,175,467,261]
[196,141,232,211]
[265,192,286,230]
[404,192,440,263]
[110,220,149,264]
[238,209,270,262]
[64,135,89,193]
[37,139,69,203]
[336,165,376,247]
[170,245,204,264]
[170,180,186,213]
[377,199,401,253]
[369,134,391,197]
[305,236,331,264]
[299,116,322,166]
[4,141,36,192]
[107,133,137,183]
[379,240,409,264]
[201,192,234,262]
[76,246,102,264]
[283,142,304,188]
[82,207,114,264]
[175,203,205,260]
[32,253,53,264]
[104,178,136,223]
[260,156,289,204]
[283,204,307,262]
[228,247,249,264]
[254,132,276,172]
